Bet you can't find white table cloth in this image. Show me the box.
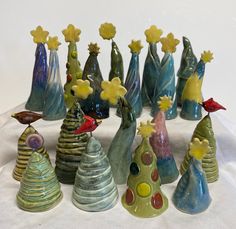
[0,104,236,229]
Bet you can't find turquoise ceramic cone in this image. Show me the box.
[43,50,67,120]
[17,152,62,212]
[141,43,161,107]
[151,53,177,119]
[72,137,118,212]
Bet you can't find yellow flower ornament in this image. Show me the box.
[47,36,61,50]
[137,121,155,138]
[31,26,49,44]
[189,138,211,161]
[145,25,163,43]
[62,24,81,43]
[99,23,116,40]
[201,50,214,63]
[100,77,127,105]
[160,33,179,53]
[72,79,93,99]
[128,40,143,54]
[158,96,173,112]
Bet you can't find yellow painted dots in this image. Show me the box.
[137,182,151,197]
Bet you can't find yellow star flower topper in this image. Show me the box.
[158,96,173,112]
[99,23,116,40]
[31,26,49,44]
[100,77,127,105]
[88,43,100,54]
[144,25,163,43]
[189,138,211,160]
[62,24,81,43]
[160,33,180,53]
[72,79,93,99]
[137,121,156,138]
[47,36,61,51]
[128,40,143,54]
[201,50,214,63]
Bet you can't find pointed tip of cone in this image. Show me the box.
[183,37,191,48]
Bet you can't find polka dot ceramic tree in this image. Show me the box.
[122,121,168,218]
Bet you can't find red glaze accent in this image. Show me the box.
[141,152,153,165]
[151,193,163,209]
[151,168,159,182]
[67,74,72,83]
[74,115,101,134]
[125,188,134,205]
[202,98,226,113]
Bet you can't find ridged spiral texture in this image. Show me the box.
[72,137,118,212]
[180,115,218,183]
[55,101,89,184]
[13,126,50,181]
[17,152,62,212]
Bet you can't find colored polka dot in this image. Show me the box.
[130,162,139,176]
[125,188,134,205]
[141,152,153,165]
[137,182,151,197]
[151,168,159,182]
[151,193,163,209]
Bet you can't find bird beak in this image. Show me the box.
[96,119,102,126]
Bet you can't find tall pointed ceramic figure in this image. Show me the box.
[151,33,180,119]
[62,24,83,108]
[25,26,49,111]
[100,77,136,184]
[150,96,179,184]
[17,147,62,212]
[141,25,163,107]
[173,138,212,214]
[180,51,213,120]
[122,121,168,218]
[72,137,118,212]
[11,111,50,181]
[99,22,124,84]
[176,37,198,107]
[43,36,66,120]
[180,98,226,183]
[55,81,94,184]
[121,40,143,118]
[80,43,109,119]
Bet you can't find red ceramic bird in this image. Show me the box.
[11,111,43,125]
[74,115,102,134]
[201,98,226,113]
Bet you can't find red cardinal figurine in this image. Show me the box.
[201,98,226,113]
[74,115,102,135]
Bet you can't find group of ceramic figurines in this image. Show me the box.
[12,74,225,217]
[25,23,214,123]
[11,24,226,217]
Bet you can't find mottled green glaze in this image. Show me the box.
[122,138,168,218]
[17,152,62,212]
[55,100,89,184]
[109,41,124,83]
[180,115,218,183]
[107,98,136,184]
[13,125,50,181]
[64,42,83,108]
[72,137,118,212]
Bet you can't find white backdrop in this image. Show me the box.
[0,0,235,122]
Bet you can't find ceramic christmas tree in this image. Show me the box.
[100,77,136,184]
[99,22,124,83]
[180,98,226,183]
[122,121,168,218]
[180,51,213,120]
[72,137,118,212]
[80,43,109,119]
[151,33,179,119]
[11,111,50,181]
[150,96,179,184]
[25,26,49,111]
[173,138,212,214]
[121,40,143,118]
[176,37,198,107]
[17,150,62,212]
[141,25,163,107]
[62,24,83,108]
[43,36,67,120]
